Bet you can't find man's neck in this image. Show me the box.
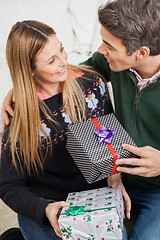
[134,55,160,79]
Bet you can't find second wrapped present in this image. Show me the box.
[58,186,124,240]
[66,113,136,183]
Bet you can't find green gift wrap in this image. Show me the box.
[58,186,124,240]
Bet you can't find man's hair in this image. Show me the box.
[98,0,160,56]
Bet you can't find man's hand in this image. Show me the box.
[1,89,14,128]
[45,201,70,238]
[116,144,160,177]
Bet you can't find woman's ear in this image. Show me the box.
[136,46,150,60]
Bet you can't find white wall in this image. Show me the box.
[0,0,108,132]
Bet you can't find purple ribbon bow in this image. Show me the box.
[94,126,116,144]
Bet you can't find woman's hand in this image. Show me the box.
[1,88,14,128]
[119,180,131,219]
[108,173,131,219]
[45,201,70,238]
[107,173,121,188]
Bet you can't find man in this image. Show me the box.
[82,0,160,239]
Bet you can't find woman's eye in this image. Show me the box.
[49,58,55,64]
[61,47,64,52]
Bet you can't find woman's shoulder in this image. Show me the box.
[77,71,106,93]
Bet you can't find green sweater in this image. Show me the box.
[82,51,160,189]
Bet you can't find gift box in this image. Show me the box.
[58,186,124,240]
[66,113,136,184]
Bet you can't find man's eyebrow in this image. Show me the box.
[103,39,114,48]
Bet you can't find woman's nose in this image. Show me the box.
[59,52,68,65]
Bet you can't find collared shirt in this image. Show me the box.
[129,68,160,91]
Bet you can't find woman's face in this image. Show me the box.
[33,34,68,95]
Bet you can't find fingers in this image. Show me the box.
[116,144,160,177]
[119,181,131,219]
[2,111,10,128]
[45,201,70,238]
[107,178,119,188]
[1,106,14,128]
[55,201,70,208]
[117,165,145,175]
[107,176,112,187]
[108,176,131,219]
[116,157,141,167]
[117,165,159,177]
[124,194,131,219]
[116,144,141,168]
[1,89,14,128]
[4,106,14,117]
[122,144,153,158]
[116,158,152,176]
[108,173,121,188]
[52,220,62,238]
[52,201,70,237]
[122,144,139,154]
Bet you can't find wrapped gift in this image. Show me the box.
[66,113,136,184]
[58,186,124,240]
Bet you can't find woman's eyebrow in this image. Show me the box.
[46,42,63,62]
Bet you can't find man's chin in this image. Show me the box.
[109,64,125,72]
[109,64,119,72]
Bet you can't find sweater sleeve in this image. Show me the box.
[80,72,113,116]
[0,131,49,224]
[97,78,114,115]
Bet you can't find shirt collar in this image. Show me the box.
[129,68,160,82]
[129,68,160,91]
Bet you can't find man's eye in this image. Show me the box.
[107,45,114,50]
[106,45,113,50]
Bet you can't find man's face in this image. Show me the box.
[98,26,138,72]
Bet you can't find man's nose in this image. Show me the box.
[98,43,108,55]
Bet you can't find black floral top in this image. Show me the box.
[0,72,113,224]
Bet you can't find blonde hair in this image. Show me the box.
[6,20,100,175]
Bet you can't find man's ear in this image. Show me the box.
[136,46,150,60]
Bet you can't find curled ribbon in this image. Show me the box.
[62,206,115,216]
[92,118,118,175]
[94,126,116,144]
[64,206,86,216]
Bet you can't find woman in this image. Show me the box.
[0,20,130,240]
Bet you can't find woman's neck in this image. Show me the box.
[36,82,61,98]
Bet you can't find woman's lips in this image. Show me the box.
[56,67,66,75]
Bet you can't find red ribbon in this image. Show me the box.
[92,118,117,176]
